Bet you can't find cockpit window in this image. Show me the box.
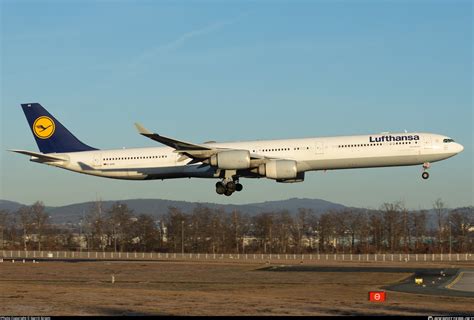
[443,138,455,143]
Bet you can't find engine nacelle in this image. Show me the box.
[258,160,298,180]
[210,150,251,170]
[277,172,305,183]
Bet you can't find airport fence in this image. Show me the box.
[0,250,473,264]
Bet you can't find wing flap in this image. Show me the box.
[175,149,218,158]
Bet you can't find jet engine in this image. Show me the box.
[210,150,251,170]
[277,172,305,183]
[258,159,298,180]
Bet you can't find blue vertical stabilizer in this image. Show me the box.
[21,103,97,153]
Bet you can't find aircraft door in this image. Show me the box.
[93,153,102,168]
[315,141,324,154]
[423,136,432,150]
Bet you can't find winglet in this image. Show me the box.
[134,123,153,135]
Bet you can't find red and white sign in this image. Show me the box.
[368,291,386,302]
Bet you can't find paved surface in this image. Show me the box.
[259,265,445,273]
[448,271,474,293]
[259,265,474,298]
[384,269,474,298]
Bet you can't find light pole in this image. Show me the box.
[80,209,85,253]
[116,205,121,253]
[181,220,184,255]
[113,223,117,253]
[79,218,83,253]
[448,218,453,255]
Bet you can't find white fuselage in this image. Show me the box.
[33,132,463,182]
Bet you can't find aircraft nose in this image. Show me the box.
[455,143,464,153]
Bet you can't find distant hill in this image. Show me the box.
[244,198,347,213]
[0,198,347,224]
[0,200,25,212]
[1,198,470,226]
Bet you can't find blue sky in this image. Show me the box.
[1,0,472,209]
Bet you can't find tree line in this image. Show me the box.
[0,199,472,254]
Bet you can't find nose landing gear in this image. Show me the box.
[422,162,430,180]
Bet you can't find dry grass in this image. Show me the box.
[0,260,472,316]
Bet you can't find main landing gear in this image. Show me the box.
[422,162,430,180]
[215,180,243,196]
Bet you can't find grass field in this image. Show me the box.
[0,260,472,316]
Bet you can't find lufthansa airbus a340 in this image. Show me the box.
[11,103,464,196]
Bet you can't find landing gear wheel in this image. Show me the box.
[235,183,243,192]
[216,182,226,195]
[224,189,234,196]
[422,172,429,180]
[226,181,236,192]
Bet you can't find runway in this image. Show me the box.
[446,271,474,293]
[259,265,474,298]
[385,269,473,298]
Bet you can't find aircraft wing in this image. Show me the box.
[134,123,267,164]
[9,149,67,162]
[135,123,213,151]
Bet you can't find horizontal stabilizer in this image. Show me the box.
[8,149,67,162]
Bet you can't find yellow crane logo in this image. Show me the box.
[33,116,55,139]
